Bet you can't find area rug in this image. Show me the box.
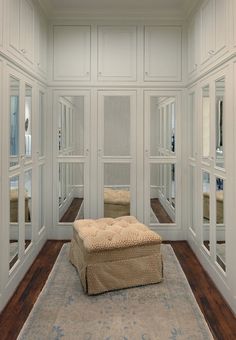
[17,244,213,340]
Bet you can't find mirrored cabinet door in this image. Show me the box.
[56,92,90,224]
[144,92,178,227]
[98,91,136,218]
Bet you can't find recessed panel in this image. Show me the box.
[98,26,137,81]
[53,26,91,80]
[145,26,182,81]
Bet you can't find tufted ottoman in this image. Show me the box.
[69,216,163,294]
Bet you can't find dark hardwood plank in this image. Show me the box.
[60,198,83,222]
[0,241,68,340]
[167,241,236,340]
[0,240,235,340]
[151,198,173,223]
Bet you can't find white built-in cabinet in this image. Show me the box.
[52,25,183,83]
[97,26,137,81]
[200,0,228,67]
[144,26,182,81]
[8,0,34,65]
[53,26,91,81]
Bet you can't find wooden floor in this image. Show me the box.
[0,241,235,339]
[60,198,83,222]
[151,198,174,223]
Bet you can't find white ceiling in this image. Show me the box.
[39,0,201,19]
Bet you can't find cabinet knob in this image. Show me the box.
[194,63,198,69]
[145,71,148,75]
[21,49,26,54]
[37,62,40,67]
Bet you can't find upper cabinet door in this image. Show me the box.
[0,0,3,48]
[97,26,137,81]
[35,8,47,77]
[20,0,34,63]
[144,26,182,82]
[8,0,34,64]
[201,0,227,66]
[187,11,200,76]
[9,0,20,53]
[53,25,91,81]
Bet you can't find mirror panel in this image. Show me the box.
[39,92,45,157]
[150,163,175,224]
[9,175,19,269]
[9,77,20,168]
[104,163,130,218]
[202,86,210,160]
[59,163,84,222]
[25,85,32,160]
[189,165,195,232]
[188,93,195,158]
[39,165,45,232]
[24,169,32,250]
[215,78,225,168]
[215,177,225,271]
[58,96,84,156]
[202,171,210,252]
[104,96,130,156]
[150,97,176,157]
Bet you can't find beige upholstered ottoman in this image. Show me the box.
[69,216,163,295]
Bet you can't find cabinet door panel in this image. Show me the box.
[53,26,91,81]
[35,9,47,76]
[201,0,214,64]
[215,0,227,53]
[144,26,182,81]
[20,0,34,63]
[9,0,20,52]
[98,26,137,81]
[0,0,3,47]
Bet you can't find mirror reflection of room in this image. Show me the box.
[58,96,84,156]
[215,78,225,168]
[59,163,84,222]
[58,95,85,223]
[150,163,175,224]
[202,171,210,252]
[215,177,225,271]
[25,85,32,158]
[150,96,175,157]
[9,77,20,168]
[9,175,20,269]
[202,85,210,160]
[104,163,130,218]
